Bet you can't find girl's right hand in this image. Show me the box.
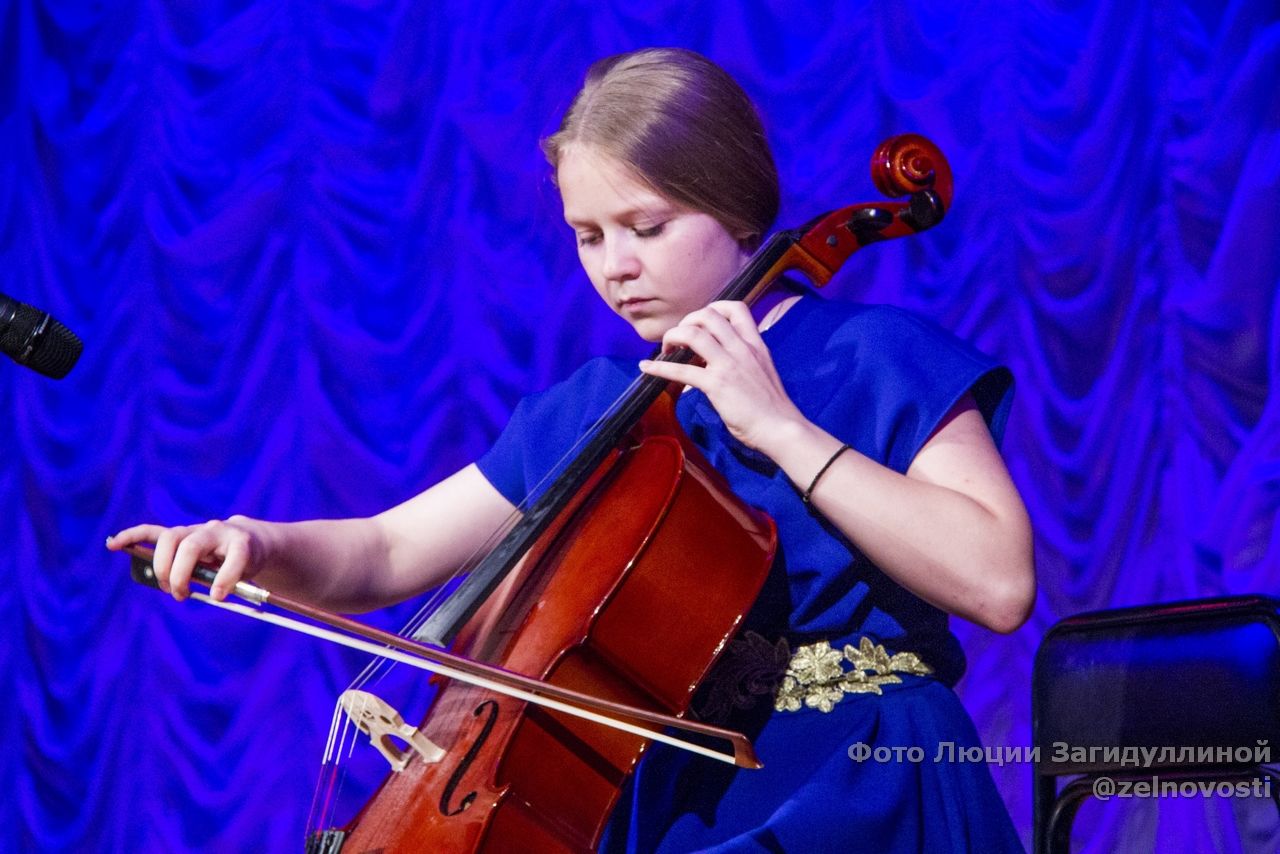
[106,515,268,602]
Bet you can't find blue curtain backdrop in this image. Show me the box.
[3,0,1278,850]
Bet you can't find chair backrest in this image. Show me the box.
[1033,595,1280,776]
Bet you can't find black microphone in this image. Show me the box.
[0,292,83,379]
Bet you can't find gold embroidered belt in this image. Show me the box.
[774,637,933,713]
[692,633,934,722]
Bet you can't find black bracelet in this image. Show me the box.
[802,443,851,504]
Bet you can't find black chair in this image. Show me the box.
[1032,595,1280,853]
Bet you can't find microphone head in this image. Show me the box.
[0,301,84,379]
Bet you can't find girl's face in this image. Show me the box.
[557,144,751,342]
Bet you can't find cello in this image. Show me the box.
[126,134,953,853]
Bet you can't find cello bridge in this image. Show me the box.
[338,689,445,772]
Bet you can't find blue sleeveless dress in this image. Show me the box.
[476,292,1024,853]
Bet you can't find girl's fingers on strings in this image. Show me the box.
[684,307,756,358]
[639,358,701,387]
[708,300,767,345]
[660,323,729,365]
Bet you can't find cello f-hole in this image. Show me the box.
[440,699,500,817]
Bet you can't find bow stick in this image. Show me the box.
[123,544,762,769]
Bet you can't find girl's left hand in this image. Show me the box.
[639,301,806,454]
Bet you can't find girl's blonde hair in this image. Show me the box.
[543,48,779,248]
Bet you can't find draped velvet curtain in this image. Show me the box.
[4,1,1277,850]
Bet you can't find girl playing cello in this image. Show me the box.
[109,47,1032,853]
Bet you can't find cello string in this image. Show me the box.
[321,700,344,765]
[306,709,347,840]
[311,631,427,830]
[305,734,340,837]
[307,679,361,835]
